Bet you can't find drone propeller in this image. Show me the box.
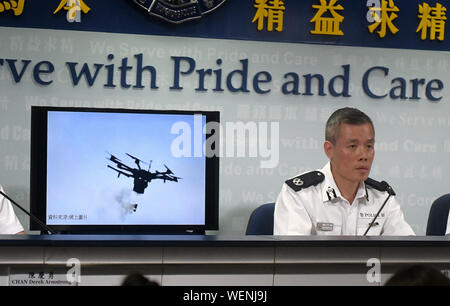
[107,152,121,162]
[126,153,150,169]
[164,164,173,174]
[126,153,147,163]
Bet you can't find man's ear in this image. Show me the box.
[324,141,334,160]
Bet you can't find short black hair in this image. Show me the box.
[384,264,450,286]
[121,273,160,286]
[325,107,374,144]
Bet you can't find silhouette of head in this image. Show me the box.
[385,265,450,286]
[121,273,160,286]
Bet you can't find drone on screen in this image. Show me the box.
[107,153,181,194]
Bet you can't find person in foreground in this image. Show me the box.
[0,185,25,234]
[384,264,450,286]
[274,107,414,236]
[121,273,160,286]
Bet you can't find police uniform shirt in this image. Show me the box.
[0,185,24,234]
[273,162,415,236]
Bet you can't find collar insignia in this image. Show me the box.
[326,187,337,201]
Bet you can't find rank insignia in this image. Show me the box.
[134,0,226,24]
[292,178,304,186]
[285,171,324,192]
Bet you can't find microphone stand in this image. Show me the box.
[363,181,395,236]
[363,193,392,236]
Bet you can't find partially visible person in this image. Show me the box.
[0,185,25,234]
[446,213,450,236]
[121,273,160,286]
[384,264,450,286]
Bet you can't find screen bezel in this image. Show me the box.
[30,106,219,234]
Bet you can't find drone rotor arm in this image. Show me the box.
[107,165,133,178]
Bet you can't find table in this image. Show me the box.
[0,235,449,286]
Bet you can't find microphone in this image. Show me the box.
[0,189,55,234]
[380,181,396,196]
[363,181,395,236]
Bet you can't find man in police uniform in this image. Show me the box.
[0,185,24,234]
[274,107,414,236]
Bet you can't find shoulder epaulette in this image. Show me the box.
[285,171,324,192]
[365,177,385,192]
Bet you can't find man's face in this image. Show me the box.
[324,123,375,184]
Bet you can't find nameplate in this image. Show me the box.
[9,268,77,286]
[317,222,334,231]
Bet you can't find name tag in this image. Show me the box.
[317,222,334,231]
[359,212,385,219]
